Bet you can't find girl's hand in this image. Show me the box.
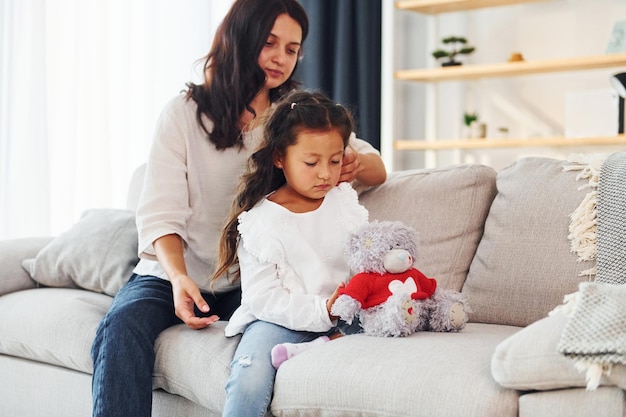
[327,282,346,320]
[171,274,219,330]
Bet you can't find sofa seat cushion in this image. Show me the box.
[0,288,111,373]
[0,287,240,412]
[491,313,626,391]
[359,164,497,292]
[271,323,521,417]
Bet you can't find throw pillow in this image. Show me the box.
[491,313,626,391]
[21,209,139,296]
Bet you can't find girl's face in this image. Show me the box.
[275,129,345,205]
[258,13,302,91]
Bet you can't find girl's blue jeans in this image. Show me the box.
[223,319,361,417]
[91,274,241,417]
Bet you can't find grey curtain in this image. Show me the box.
[296,0,382,150]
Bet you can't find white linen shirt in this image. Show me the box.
[132,93,379,293]
[225,183,369,336]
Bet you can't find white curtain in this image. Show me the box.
[0,0,233,239]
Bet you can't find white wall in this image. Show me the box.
[386,0,626,171]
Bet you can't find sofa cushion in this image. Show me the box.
[0,288,111,373]
[0,287,239,412]
[0,237,52,296]
[153,323,239,412]
[519,387,626,417]
[271,323,520,417]
[491,313,626,391]
[462,157,595,327]
[359,164,497,291]
[21,208,139,297]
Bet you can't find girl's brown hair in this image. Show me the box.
[211,90,355,284]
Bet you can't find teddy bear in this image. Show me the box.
[331,220,469,337]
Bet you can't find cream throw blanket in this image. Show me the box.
[552,152,626,390]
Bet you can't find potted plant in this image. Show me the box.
[464,112,479,127]
[463,112,486,139]
[432,36,476,67]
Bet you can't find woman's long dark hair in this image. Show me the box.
[212,90,355,284]
[186,0,309,150]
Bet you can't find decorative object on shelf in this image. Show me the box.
[469,121,487,139]
[611,72,626,96]
[497,127,510,138]
[610,72,626,133]
[432,36,475,67]
[463,112,486,139]
[508,52,524,62]
[464,112,479,127]
[607,20,626,53]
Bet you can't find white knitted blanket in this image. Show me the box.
[553,152,626,390]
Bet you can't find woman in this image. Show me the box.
[91,1,386,416]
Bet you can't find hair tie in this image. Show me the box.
[290,102,297,110]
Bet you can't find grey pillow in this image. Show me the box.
[491,313,626,391]
[21,209,139,296]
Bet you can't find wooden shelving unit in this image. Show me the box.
[391,0,626,166]
[396,53,626,82]
[396,0,545,14]
[395,135,626,151]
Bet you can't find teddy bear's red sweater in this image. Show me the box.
[339,268,437,309]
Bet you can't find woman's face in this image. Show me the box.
[258,13,303,90]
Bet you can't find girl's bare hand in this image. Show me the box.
[327,282,345,320]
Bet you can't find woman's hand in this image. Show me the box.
[339,147,362,184]
[171,274,219,330]
[326,282,346,320]
[339,147,386,186]
[154,234,218,330]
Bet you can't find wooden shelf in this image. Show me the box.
[395,53,626,82]
[394,135,626,150]
[396,0,545,14]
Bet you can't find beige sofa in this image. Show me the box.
[1,156,624,417]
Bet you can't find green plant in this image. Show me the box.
[464,112,479,127]
[432,36,476,66]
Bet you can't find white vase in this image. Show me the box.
[469,121,487,139]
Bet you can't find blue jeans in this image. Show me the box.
[222,320,355,417]
[91,274,241,417]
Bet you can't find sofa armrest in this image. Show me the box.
[0,237,53,296]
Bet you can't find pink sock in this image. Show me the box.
[271,336,330,369]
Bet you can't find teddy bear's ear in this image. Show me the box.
[384,221,420,260]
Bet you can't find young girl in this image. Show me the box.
[212,89,369,417]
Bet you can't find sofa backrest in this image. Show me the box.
[461,157,595,327]
[359,164,498,292]
[126,164,146,211]
[128,158,594,328]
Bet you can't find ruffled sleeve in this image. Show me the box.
[334,182,369,233]
[237,199,287,266]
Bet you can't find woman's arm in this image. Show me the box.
[153,234,217,330]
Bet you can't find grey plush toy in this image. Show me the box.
[331,220,469,337]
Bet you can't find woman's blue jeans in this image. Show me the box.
[91,274,241,417]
